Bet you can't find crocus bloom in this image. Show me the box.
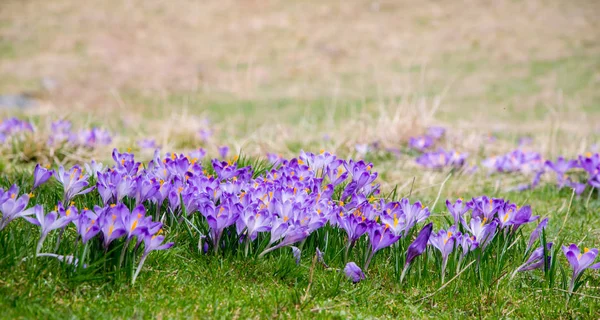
[73,207,101,243]
[562,244,600,292]
[138,139,158,149]
[527,217,548,250]
[429,226,458,282]
[32,164,53,190]
[463,217,498,249]
[100,204,127,248]
[316,247,328,268]
[401,223,433,282]
[517,243,553,272]
[446,198,468,226]
[291,246,301,265]
[344,262,365,283]
[55,165,95,203]
[24,204,78,253]
[405,223,433,267]
[84,160,105,177]
[218,146,229,159]
[429,226,457,260]
[0,185,36,231]
[368,224,401,255]
[545,157,578,187]
[427,126,445,140]
[132,232,174,284]
[409,136,434,152]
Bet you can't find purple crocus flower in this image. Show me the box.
[562,244,600,292]
[24,204,78,253]
[527,217,548,250]
[463,216,498,250]
[446,198,469,226]
[55,165,95,204]
[429,226,459,282]
[316,247,328,268]
[427,126,445,140]
[84,160,105,177]
[291,246,301,265]
[401,222,433,282]
[132,231,174,284]
[409,136,434,152]
[578,152,600,175]
[72,207,101,243]
[100,204,127,248]
[545,157,578,187]
[368,224,401,255]
[138,139,158,149]
[517,243,553,273]
[0,185,36,230]
[32,164,53,190]
[344,262,365,283]
[338,212,370,244]
[198,128,212,142]
[510,205,539,232]
[218,146,229,159]
[121,205,149,239]
[457,233,478,257]
[429,226,458,260]
[203,203,240,252]
[470,196,504,222]
[189,148,207,161]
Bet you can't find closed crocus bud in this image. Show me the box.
[291,246,301,265]
[32,164,53,190]
[405,223,433,267]
[344,262,365,283]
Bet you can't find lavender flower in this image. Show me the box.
[55,165,95,204]
[32,164,53,190]
[562,244,600,293]
[401,222,433,282]
[517,243,553,273]
[527,217,548,250]
[291,246,301,265]
[344,262,365,283]
[0,185,36,231]
[218,146,229,159]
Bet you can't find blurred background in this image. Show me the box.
[1,0,599,159]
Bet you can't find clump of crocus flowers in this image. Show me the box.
[1,147,599,294]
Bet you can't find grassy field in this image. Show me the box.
[1,0,600,319]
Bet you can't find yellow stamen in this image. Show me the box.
[586,152,592,158]
[108,225,114,236]
[298,159,304,165]
[319,149,325,154]
[28,193,34,198]
[66,209,71,216]
[110,204,116,208]
[131,220,138,231]
[283,216,289,222]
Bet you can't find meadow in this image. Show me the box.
[1,0,600,318]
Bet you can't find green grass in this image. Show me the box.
[1,164,600,319]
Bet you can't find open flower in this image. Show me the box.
[24,204,78,253]
[0,185,36,231]
[562,244,600,292]
[55,165,95,203]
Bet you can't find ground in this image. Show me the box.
[1,0,600,318]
